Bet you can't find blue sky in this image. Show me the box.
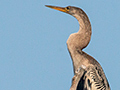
[0,0,120,90]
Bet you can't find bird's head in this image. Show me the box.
[45,5,86,18]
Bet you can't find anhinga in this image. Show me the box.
[45,5,110,90]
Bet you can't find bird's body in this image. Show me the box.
[46,5,110,90]
[70,51,110,90]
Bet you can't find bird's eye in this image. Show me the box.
[66,7,70,9]
[65,6,70,11]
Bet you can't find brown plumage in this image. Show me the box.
[45,5,110,90]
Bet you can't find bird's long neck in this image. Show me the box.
[67,13,92,51]
[67,12,92,74]
[74,13,91,34]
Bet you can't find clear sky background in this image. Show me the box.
[0,0,120,90]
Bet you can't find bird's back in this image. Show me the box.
[75,51,110,90]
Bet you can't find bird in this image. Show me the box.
[45,5,110,90]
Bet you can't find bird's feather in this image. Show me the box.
[76,66,110,90]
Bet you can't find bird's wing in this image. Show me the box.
[76,65,110,90]
[70,67,86,90]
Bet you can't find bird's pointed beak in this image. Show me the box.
[45,5,67,13]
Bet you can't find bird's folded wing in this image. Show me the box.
[70,67,86,90]
[70,66,110,90]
